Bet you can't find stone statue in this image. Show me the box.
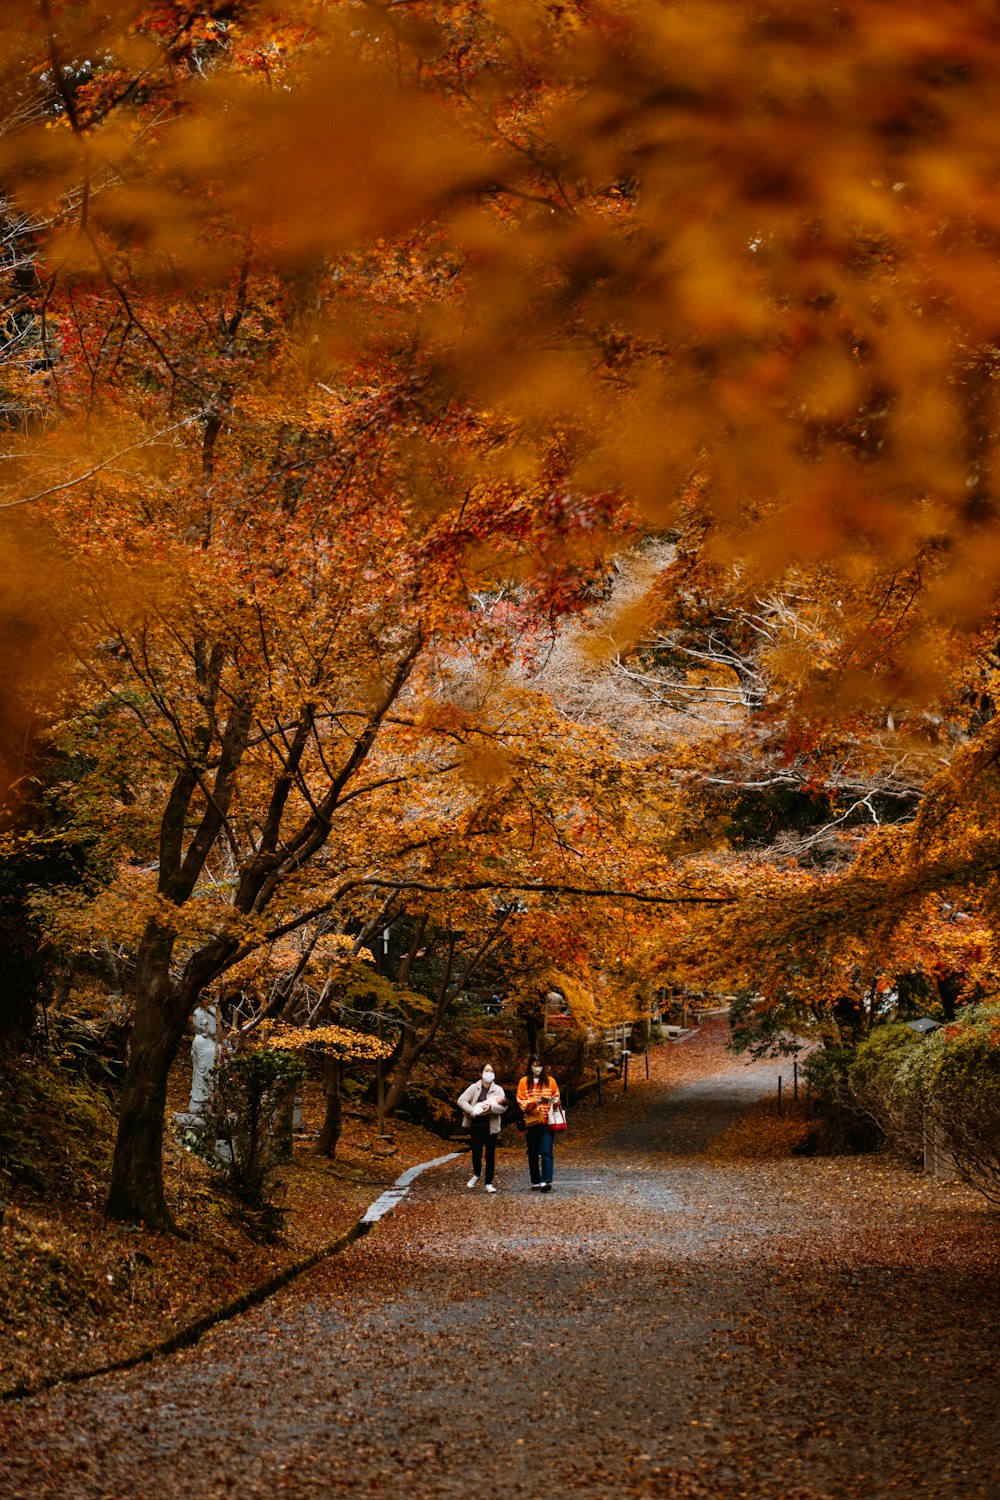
[188,1006,218,1114]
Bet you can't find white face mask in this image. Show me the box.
[531,1065,543,1077]
[482,1070,495,1084]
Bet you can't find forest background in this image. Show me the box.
[3,0,1000,1238]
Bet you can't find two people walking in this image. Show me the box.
[457,1054,562,1193]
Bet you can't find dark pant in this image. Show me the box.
[470,1126,496,1185]
[525,1123,554,1186]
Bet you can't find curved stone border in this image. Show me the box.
[2,1150,460,1405]
[361,1153,460,1224]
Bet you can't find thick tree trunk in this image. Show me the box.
[106,968,188,1230]
[317,1055,342,1157]
[103,651,413,1218]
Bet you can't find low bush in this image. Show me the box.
[897,1003,1000,1203]
[191,1046,305,1231]
[848,1023,924,1164]
[0,1046,115,1204]
[49,1011,129,1090]
[802,1046,879,1153]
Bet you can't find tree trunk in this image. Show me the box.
[106,968,188,1230]
[363,1031,404,1103]
[937,972,961,1022]
[384,1034,421,1117]
[317,1054,342,1157]
[271,1079,298,1162]
[106,898,242,1228]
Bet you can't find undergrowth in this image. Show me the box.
[0,1046,116,1207]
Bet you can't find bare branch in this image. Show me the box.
[0,418,199,510]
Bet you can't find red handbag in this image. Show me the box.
[548,1100,567,1132]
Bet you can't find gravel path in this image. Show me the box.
[3,1030,998,1499]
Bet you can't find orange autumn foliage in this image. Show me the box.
[4,1,1000,1223]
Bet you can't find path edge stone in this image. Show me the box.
[2,1151,460,1406]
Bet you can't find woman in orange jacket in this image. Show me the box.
[515,1053,561,1192]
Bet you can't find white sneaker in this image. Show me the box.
[485,1184,497,1194]
[467,1175,479,1189]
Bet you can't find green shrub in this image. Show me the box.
[802,1046,879,1153]
[193,1047,305,1227]
[848,1023,924,1163]
[898,1003,1000,1202]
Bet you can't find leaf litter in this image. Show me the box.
[1,1022,997,1498]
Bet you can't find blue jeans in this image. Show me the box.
[525,1123,554,1186]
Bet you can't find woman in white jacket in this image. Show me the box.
[457,1064,507,1192]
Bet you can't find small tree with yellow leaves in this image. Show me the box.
[258,1019,393,1159]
